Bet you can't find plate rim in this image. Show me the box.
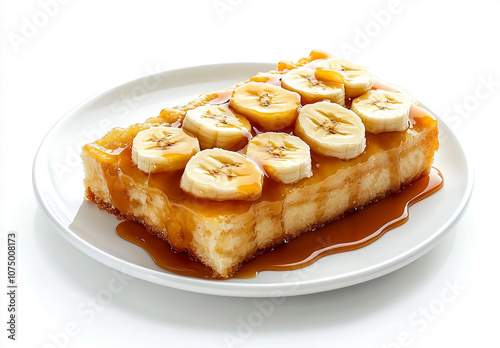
[32,62,474,297]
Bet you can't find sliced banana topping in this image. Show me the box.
[315,58,372,98]
[350,89,411,134]
[180,149,263,201]
[182,104,252,151]
[245,132,312,184]
[132,126,200,173]
[229,82,301,131]
[281,68,345,106]
[125,53,421,203]
[295,101,366,159]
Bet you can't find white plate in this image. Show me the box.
[33,63,473,297]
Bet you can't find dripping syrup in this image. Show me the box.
[116,167,443,279]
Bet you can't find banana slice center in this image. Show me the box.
[151,135,174,150]
[267,145,287,158]
[342,66,362,75]
[143,131,186,154]
[371,96,402,110]
[319,119,340,135]
[258,93,273,107]
[306,76,321,88]
[202,109,243,128]
[203,161,240,181]
[312,110,357,137]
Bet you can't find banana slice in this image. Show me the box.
[245,132,312,184]
[295,101,366,159]
[315,58,372,98]
[132,126,200,173]
[182,104,252,151]
[281,68,345,106]
[180,149,263,201]
[350,89,411,134]
[229,82,301,131]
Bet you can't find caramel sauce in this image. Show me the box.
[116,168,443,279]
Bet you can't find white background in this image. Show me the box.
[0,0,498,347]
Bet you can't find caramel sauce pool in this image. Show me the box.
[116,168,443,279]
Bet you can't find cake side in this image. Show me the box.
[82,115,437,278]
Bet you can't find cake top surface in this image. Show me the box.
[83,50,437,202]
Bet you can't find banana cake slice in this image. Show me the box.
[81,50,439,278]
